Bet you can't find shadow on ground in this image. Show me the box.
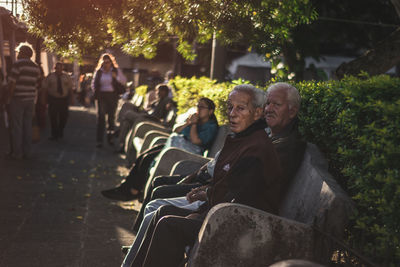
[0,105,138,267]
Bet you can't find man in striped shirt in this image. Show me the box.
[6,44,41,159]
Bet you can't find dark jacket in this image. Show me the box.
[270,117,306,198]
[203,119,283,215]
[148,96,170,120]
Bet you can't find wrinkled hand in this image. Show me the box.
[186,187,207,203]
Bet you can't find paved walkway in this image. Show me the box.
[0,105,138,267]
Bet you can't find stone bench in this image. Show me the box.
[142,124,231,200]
[187,143,354,266]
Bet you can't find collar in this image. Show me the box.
[231,119,267,138]
[270,117,299,141]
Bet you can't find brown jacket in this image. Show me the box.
[204,119,283,215]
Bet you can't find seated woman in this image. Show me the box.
[101,97,219,201]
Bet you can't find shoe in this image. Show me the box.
[101,187,139,201]
[121,246,130,255]
[48,136,58,141]
[96,142,103,148]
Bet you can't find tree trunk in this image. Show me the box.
[336,27,400,79]
[281,42,305,81]
[210,33,226,81]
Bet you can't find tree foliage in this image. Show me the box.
[170,75,400,265]
[21,0,316,60]
[278,0,400,80]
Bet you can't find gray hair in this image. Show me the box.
[230,84,266,109]
[267,82,301,110]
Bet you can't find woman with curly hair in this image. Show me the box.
[92,53,127,147]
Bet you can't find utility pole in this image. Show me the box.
[209,32,226,81]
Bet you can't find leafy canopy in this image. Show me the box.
[22,0,316,60]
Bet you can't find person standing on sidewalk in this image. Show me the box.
[92,53,127,148]
[6,44,41,159]
[42,62,74,140]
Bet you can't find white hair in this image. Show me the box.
[230,84,266,109]
[267,82,301,110]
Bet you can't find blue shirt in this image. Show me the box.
[181,120,218,149]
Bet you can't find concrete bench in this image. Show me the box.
[187,143,354,267]
[125,116,175,165]
[149,124,230,178]
[142,125,231,199]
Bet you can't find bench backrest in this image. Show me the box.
[279,143,353,238]
[205,125,231,158]
[134,94,144,107]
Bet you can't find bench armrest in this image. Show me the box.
[148,136,168,150]
[170,160,208,176]
[152,148,211,178]
[133,121,171,139]
[188,203,322,267]
[136,130,170,154]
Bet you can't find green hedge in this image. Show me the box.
[170,75,400,266]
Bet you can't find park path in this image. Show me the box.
[0,105,137,267]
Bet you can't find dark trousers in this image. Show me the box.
[120,145,164,193]
[48,96,69,138]
[4,104,13,154]
[131,205,203,267]
[132,175,200,232]
[96,92,118,143]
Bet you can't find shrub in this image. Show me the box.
[171,76,236,124]
[170,75,400,265]
[134,85,148,97]
[297,75,400,266]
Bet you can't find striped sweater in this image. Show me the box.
[9,59,41,101]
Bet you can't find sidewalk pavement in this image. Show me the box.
[0,105,138,267]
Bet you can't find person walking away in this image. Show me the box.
[5,44,41,160]
[42,62,74,140]
[92,53,127,148]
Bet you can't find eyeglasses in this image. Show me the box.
[197,105,209,110]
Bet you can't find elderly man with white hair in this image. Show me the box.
[122,82,307,267]
[128,83,288,267]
